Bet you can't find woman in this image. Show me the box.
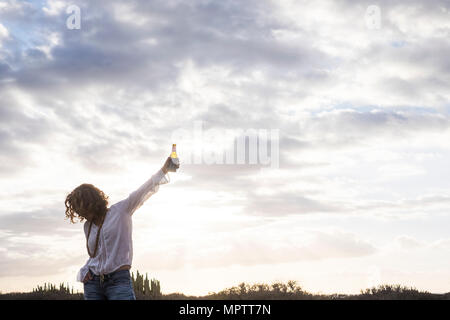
[64,157,179,300]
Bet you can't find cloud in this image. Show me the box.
[299,109,450,147]
[244,190,344,216]
[395,235,424,249]
[0,245,84,277]
[42,0,68,16]
[0,23,9,40]
[0,88,56,175]
[355,194,450,214]
[138,227,377,270]
[0,0,450,293]
[0,205,85,278]
[0,204,75,236]
[431,238,450,250]
[391,234,450,252]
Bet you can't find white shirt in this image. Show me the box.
[76,168,170,282]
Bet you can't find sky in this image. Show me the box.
[0,0,450,295]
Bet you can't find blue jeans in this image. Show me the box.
[83,269,136,300]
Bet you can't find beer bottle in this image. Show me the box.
[169,144,179,172]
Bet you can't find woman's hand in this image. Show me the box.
[83,271,93,284]
[162,157,179,174]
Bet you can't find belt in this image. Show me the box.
[90,265,131,283]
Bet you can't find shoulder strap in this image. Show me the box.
[86,212,107,258]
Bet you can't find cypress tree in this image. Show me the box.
[144,274,150,296]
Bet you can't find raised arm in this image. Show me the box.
[123,157,177,215]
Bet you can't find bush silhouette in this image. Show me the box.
[0,273,448,300]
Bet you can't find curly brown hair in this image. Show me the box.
[65,184,109,224]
